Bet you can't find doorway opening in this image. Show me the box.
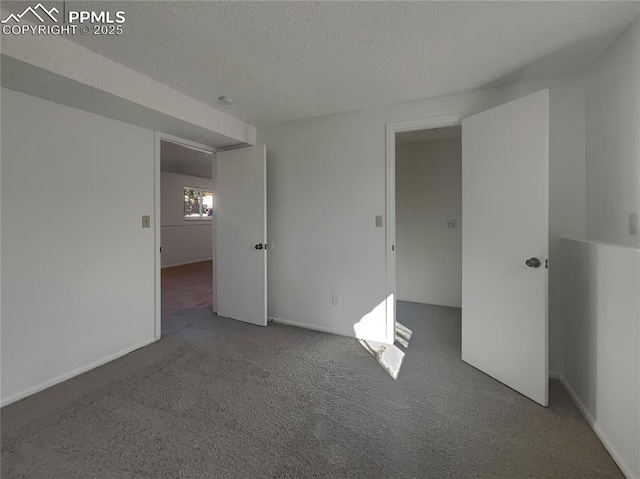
[384,114,463,344]
[395,125,462,308]
[394,124,463,364]
[157,137,216,340]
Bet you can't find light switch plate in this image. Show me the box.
[375,215,384,227]
[629,213,638,236]
[142,215,151,228]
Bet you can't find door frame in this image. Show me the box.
[153,131,217,340]
[385,114,463,343]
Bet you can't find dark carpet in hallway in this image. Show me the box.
[1,302,622,478]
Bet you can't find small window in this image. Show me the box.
[184,187,213,219]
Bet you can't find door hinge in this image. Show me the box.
[392,244,395,251]
[160,246,162,253]
[545,258,548,269]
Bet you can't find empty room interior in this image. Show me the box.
[1,2,639,478]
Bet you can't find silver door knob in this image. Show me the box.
[525,257,541,268]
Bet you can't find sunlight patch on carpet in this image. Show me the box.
[360,322,412,380]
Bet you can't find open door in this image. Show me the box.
[461,90,549,406]
[216,145,267,326]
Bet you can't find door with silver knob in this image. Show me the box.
[216,145,267,327]
[462,90,549,406]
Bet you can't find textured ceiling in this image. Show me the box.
[161,140,213,179]
[8,1,640,126]
[397,126,461,145]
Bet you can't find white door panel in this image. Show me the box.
[462,90,549,406]
[216,145,267,326]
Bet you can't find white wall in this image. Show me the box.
[585,17,640,249]
[160,171,213,268]
[558,18,640,479]
[396,138,462,308]
[258,76,586,370]
[1,88,156,405]
[560,238,639,479]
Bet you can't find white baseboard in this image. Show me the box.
[1,337,157,408]
[161,258,212,269]
[269,317,347,336]
[557,374,637,479]
[269,317,392,344]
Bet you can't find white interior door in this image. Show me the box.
[461,90,549,406]
[216,145,267,326]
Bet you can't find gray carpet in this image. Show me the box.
[1,301,622,478]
